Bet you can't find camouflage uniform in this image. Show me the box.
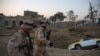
[7,30,33,56]
[34,27,49,56]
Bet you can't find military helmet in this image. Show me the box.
[20,20,37,28]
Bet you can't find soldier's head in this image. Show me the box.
[20,20,37,33]
[39,20,49,29]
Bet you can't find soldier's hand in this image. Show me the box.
[49,42,53,47]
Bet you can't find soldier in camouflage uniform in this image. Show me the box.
[34,20,50,56]
[7,20,36,56]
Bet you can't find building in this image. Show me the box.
[4,15,24,29]
[0,10,45,29]
[0,11,45,34]
[24,10,44,21]
[0,13,5,28]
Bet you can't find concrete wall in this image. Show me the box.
[50,22,74,28]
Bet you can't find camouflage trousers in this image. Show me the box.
[34,46,47,56]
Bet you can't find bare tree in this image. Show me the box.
[86,2,99,25]
[97,3,100,17]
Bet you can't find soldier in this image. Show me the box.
[46,22,53,47]
[34,20,50,56]
[7,20,37,56]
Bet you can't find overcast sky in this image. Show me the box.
[0,0,100,20]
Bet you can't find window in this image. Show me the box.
[83,37,94,41]
[12,21,16,28]
[4,20,9,26]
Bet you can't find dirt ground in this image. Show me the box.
[0,26,100,56]
[50,26,100,49]
[0,36,100,56]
